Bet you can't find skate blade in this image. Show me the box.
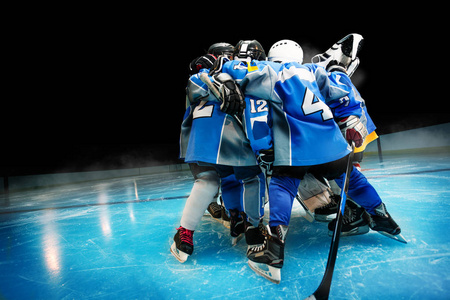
[248,260,281,284]
[315,213,337,222]
[327,224,370,237]
[204,214,230,229]
[170,242,189,263]
[231,234,244,246]
[378,231,407,244]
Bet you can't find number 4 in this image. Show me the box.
[301,88,333,121]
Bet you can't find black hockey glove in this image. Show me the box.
[257,148,274,175]
[188,54,217,75]
[209,56,230,76]
[211,73,245,116]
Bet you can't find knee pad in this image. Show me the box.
[195,170,220,195]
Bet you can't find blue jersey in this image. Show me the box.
[223,60,351,166]
[180,70,257,166]
[307,63,376,133]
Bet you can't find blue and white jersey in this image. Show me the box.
[307,63,376,133]
[179,69,257,166]
[223,60,352,166]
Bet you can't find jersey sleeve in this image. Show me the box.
[186,69,218,105]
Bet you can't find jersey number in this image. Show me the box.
[301,88,333,121]
[249,99,268,113]
[193,101,214,119]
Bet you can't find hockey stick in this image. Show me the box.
[304,142,355,300]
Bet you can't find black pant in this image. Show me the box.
[272,153,350,181]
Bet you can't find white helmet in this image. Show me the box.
[268,39,304,64]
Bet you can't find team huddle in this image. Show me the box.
[171,34,406,284]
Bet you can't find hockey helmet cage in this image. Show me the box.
[233,40,266,61]
[207,42,235,58]
[268,39,304,64]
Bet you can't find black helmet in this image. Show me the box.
[233,40,266,61]
[207,42,234,58]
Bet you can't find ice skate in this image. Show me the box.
[206,200,230,229]
[229,209,245,246]
[367,203,407,244]
[247,225,287,284]
[327,199,369,236]
[312,33,364,76]
[170,226,194,263]
[207,201,222,218]
[245,221,266,247]
[314,194,338,222]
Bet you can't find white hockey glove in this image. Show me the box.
[337,115,368,148]
[211,73,245,116]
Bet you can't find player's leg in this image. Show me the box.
[171,164,220,263]
[247,170,302,284]
[220,173,246,242]
[233,166,266,246]
[332,166,402,238]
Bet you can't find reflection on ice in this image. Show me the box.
[98,190,112,238]
[41,210,61,276]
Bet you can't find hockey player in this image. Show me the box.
[308,35,398,238]
[173,40,267,263]
[266,37,399,240]
[171,42,236,263]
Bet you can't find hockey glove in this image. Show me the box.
[257,148,274,175]
[211,73,245,116]
[209,56,230,76]
[188,54,217,75]
[337,115,368,148]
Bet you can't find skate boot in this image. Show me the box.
[207,201,222,218]
[327,199,369,236]
[229,209,246,246]
[315,194,339,222]
[245,220,265,247]
[170,226,194,263]
[247,225,288,284]
[366,203,407,243]
[312,33,364,77]
[207,201,230,228]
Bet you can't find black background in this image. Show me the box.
[3,8,447,175]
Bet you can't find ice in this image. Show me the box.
[1,149,450,299]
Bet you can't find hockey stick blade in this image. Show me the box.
[304,143,355,300]
[199,72,221,100]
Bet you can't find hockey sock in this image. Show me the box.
[335,166,382,215]
[180,170,220,231]
[241,172,266,227]
[220,174,242,211]
[268,176,301,227]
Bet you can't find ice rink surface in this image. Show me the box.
[1,148,449,299]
